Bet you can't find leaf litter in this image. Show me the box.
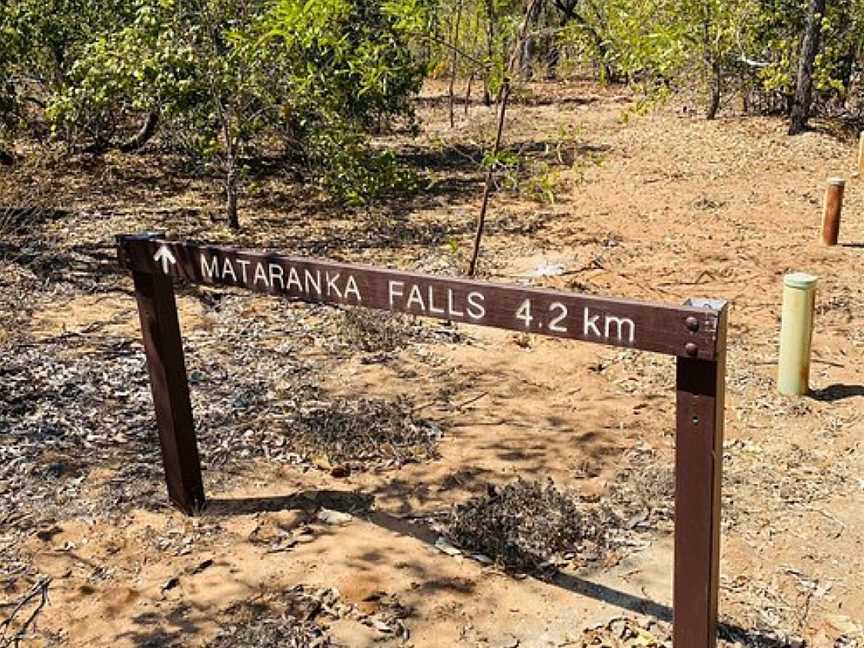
[333,307,466,355]
[291,396,442,469]
[0,288,452,522]
[574,615,828,648]
[0,289,449,602]
[207,585,411,647]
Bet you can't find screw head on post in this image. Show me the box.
[685,342,698,357]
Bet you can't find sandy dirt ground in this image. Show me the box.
[2,79,863,647]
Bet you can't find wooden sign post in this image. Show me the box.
[117,233,728,647]
[820,177,845,246]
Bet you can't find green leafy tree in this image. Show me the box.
[48,0,281,227]
[1,0,135,136]
[260,0,432,205]
[41,0,431,227]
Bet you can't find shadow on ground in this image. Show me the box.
[207,488,797,648]
[809,383,864,401]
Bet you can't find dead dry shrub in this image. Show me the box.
[446,478,612,572]
[334,307,466,353]
[0,205,43,237]
[208,616,329,648]
[207,585,410,647]
[292,396,442,469]
[444,449,675,573]
[336,308,414,353]
[0,578,51,648]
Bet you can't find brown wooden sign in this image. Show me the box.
[119,234,723,360]
[117,233,728,647]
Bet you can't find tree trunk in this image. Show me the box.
[448,0,464,129]
[789,0,826,135]
[467,0,541,277]
[218,100,241,230]
[706,61,721,120]
[838,42,856,107]
[601,60,617,84]
[546,24,562,79]
[225,144,240,230]
[701,1,720,121]
[468,81,511,277]
[226,171,240,230]
[518,0,544,79]
[483,0,495,106]
[553,0,617,83]
[119,111,160,152]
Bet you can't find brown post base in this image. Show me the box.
[674,300,727,647]
[132,268,205,514]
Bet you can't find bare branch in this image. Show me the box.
[0,578,52,648]
[467,0,543,277]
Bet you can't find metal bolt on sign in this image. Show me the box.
[117,233,728,647]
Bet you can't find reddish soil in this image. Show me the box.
[1,79,862,647]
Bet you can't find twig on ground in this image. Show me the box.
[454,391,489,409]
[0,577,51,648]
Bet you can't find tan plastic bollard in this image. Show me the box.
[858,133,864,176]
[821,177,845,246]
[778,273,818,396]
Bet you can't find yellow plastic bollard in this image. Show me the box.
[778,273,818,396]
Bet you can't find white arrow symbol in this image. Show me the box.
[153,245,177,274]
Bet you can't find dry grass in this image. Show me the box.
[336,309,418,353]
[207,589,334,648]
[290,397,443,469]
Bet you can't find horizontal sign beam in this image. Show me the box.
[117,234,725,359]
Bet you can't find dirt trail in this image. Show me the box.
[2,79,863,646]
